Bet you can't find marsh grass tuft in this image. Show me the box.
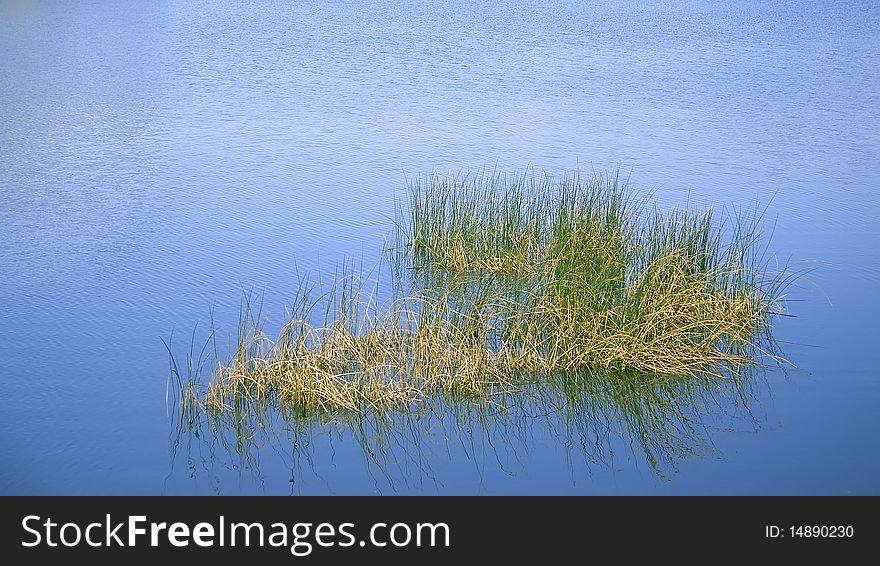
[397,168,787,376]
[173,168,791,421]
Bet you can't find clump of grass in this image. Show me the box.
[396,168,787,377]
[400,169,630,275]
[189,269,525,420]
[176,167,790,421]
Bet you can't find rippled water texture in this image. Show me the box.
[1,0,878,494]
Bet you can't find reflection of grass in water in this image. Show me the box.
[168,361,767,491]
[533,369,756,472]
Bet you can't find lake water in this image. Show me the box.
[1,0,878,495]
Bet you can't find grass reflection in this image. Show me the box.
[168,357,768,492]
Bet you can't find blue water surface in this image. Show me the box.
[1,0,878,494]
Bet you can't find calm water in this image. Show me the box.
[1,0,878,495]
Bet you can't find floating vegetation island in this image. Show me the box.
[172,169,791,422]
